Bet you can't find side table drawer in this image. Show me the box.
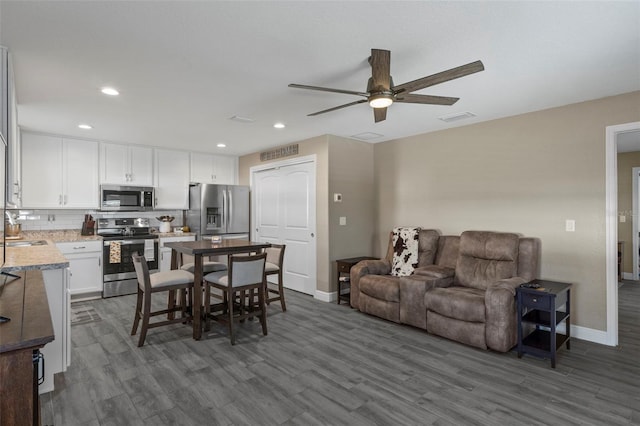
[337,262,351,273]
[521,292,551,310]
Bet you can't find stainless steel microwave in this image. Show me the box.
[100,185,154,211]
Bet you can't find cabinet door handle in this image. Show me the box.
[72,246,86,250]
[59,194,63,205]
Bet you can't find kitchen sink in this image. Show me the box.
[2,240,49,247]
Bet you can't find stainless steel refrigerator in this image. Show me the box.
[186,183,250,240]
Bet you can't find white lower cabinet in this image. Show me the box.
[159,235,196,272]
[56,241,103,296]
[40,268,70,394]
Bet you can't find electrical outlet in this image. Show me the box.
[339,216,347,226]
[620,215,627,223]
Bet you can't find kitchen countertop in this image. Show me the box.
[1,229,195,272]
[2,240,69,272]
[20,229,102,242]
[19,229,196,242]
[154,232,196,238]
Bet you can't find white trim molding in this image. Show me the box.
[605,121,640,347]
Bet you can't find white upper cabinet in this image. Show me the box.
[100,142,153,186]
[190,152,237,184]
[154,148,190,209]
[21,133,99,208]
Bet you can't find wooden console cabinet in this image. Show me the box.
[0,271,54,426]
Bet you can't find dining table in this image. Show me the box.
[165,238,271,340]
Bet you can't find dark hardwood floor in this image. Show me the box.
[41,282,640,425]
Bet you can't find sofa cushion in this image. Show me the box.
[391,227,421,276]
[455,231,519,290]
[360,275,400,302]
[425,286,486,323]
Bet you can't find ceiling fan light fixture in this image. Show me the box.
[368,93,393,109]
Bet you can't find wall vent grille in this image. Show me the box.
[260,144,299,161]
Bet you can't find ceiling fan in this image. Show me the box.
[289,49,484,123]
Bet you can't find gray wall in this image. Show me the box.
[374,91,640,331]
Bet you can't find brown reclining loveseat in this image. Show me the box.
[350,230,539,352]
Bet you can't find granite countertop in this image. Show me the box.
[3,240,69,272]
[153,232,196,238]
[1,229,195,272]
[20,229,102,243]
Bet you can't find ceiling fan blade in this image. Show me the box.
[307,99,368,116]
[394,94,459,105]
[369,49,391,91]
[289,83,368,97]
[373,107,387,123]
[392,60,485,94]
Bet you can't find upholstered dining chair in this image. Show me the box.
[131,253,195,347]
[203,252,267,345]
[179,253,228,274]
[264,244,286,311]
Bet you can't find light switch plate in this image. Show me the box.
[339,216,347,226]
[565,219,575,232]
[334,193,342,202]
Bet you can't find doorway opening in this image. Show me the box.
[606,121,640,347]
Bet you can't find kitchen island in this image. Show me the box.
[2,240,70,395]
[0,271,54,426]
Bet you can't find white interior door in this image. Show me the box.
[253,159,316,296]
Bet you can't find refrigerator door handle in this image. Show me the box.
[228,188,233,231]
[222,188,227,232]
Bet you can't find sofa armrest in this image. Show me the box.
[349,259,390,309]
[414,265,455,279]
[399,274,453,329]
[484,277,527,352]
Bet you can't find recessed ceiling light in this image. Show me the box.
[273,122,285,129]
[78,124,93,130]
[217,143,226,148]
[101,87,119,96]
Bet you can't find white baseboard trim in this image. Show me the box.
[622,272,635,280]
[315,289,336,302]
[571,324,612,346]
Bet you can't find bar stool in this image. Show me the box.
[131,253,195,347]
[264,244,286,311]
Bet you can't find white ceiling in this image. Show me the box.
[1,1,639,156]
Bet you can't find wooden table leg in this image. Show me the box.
[167,249,178,320]
[193,254,203,340]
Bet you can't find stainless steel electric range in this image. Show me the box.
[97,217,159,298]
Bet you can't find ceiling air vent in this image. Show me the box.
[438,112,476,123]
[350,132,383,141]
[229,115,255,123]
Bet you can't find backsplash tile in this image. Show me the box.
[9,209,184,232]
